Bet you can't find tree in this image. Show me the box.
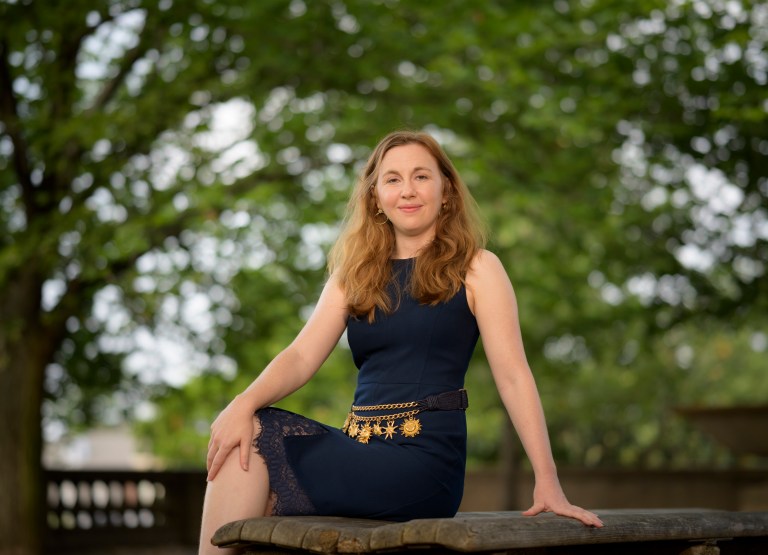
[0,0,408,551]
[2,0,766,552]
[138,0,768,470]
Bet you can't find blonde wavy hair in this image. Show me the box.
[328,130,487,322]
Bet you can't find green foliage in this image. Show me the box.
[1,0,766,479]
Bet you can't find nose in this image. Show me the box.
[400,179,416,198]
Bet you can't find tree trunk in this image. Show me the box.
[0,352,46,555]
[0,267,56,555]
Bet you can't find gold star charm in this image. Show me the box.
[341,413,351,433]
[348,421,359,438]
[383,420,397,439]
[357,423,372,444]
[373,421,383,436]
[400,417,422,438]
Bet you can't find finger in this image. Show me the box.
[207,451,225,482]
[206,446,217,477]
[207,427,218,454]
[209,419,218,441]
[581,510,604,528]
[208,439,245,482]
[575,512,603,527]
[239,437,250,471]
[522,503,545,516]
[206,439,227,477]
[206,445,214,473]
[559,505,604,528]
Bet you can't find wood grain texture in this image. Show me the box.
[212,510,768,553]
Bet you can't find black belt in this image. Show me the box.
[415,389,469,411]
[342,389,469,444]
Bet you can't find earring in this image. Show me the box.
[374,208,389,225]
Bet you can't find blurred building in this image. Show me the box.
[44,425,159,470]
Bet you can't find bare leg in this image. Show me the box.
[198,416,270,555]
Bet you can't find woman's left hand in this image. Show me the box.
[523,481,604,528]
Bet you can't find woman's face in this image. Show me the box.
[374,143,446,248]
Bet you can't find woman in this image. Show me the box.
[199,131,603,554]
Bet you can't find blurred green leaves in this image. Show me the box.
[1,0,766,474]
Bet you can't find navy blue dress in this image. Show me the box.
[254,258,480,521]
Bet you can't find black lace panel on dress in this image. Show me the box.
[253,407,326,516]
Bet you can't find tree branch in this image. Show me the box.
[43,250,143,345]
[0,39,34,210]
[87,11,163,114]
[88,43,147,114]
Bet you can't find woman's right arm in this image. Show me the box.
[206,273,349,480]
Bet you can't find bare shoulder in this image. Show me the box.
[324,271,343,293]
[466,249,512,314]
[319,271,349,311]
[467,249,508,285]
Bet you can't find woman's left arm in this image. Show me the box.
[466,250,603,528]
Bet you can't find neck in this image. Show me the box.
[394,235,433,260]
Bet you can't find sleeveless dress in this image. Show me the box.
[254,258,480,521]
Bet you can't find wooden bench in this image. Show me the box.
[212,509,768,554]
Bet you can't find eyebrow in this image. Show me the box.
[381,166,434,176]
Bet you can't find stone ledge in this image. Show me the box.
[212,509,768,554]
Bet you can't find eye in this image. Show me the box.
[385,177,399,184]
[415,174,429,181]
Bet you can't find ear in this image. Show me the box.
[371,185,382,210]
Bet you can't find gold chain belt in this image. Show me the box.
[341,389,468,444]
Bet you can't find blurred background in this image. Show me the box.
[1,0,766,553]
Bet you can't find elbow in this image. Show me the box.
[491,363,535,396]
[282,344,319,386]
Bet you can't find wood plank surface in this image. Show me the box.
[212,509,768,553]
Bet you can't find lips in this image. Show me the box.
[398,205,423,213]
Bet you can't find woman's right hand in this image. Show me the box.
[206,395,257,481]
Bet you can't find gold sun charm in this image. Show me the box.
[383,420,397,439]
[400,417,422,438]
[357,423,372,444]
[373,421,383,436]
[348,422,360,439]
